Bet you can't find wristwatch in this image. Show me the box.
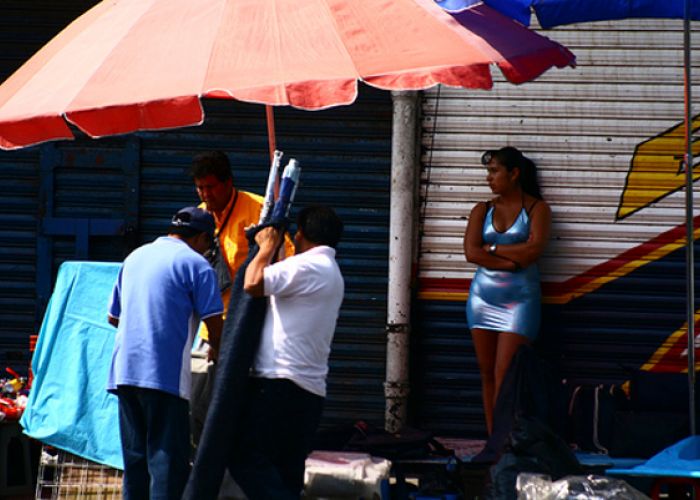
[488,243,497,254]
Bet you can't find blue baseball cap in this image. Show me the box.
[171,206,215,237]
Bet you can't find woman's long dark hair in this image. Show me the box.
[481,146,542,199]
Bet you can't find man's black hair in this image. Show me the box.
[296,205,343,249]
[190,150,233,182]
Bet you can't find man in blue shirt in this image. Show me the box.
[107,206,224,500]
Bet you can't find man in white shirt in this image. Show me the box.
[236,205,344,499]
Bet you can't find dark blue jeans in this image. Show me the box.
[116,385,191,500]
[229,378,324,500]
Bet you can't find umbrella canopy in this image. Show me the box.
[0,0,574,151]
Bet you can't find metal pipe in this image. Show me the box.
[385,90,419,433]
[683,0,695,435]
[265,105,277,162]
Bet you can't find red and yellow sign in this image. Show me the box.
[617,115,700,220]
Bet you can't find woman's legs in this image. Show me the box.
[471,328,498,435]
[472,329,531,435]
[494,332,530,404]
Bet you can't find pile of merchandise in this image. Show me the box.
[0,367,29,421]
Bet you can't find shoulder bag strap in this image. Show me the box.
[215,189,239,237]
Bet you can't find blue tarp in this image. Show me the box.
[608,436,700,478]
[20,261,123,469]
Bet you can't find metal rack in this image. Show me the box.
[35,446,122,499]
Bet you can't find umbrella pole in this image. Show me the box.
[266,105,277,162]
[684,0,696,436]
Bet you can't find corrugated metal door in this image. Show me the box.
[415,19,700,437]
[0,0,99,369]
[135,95,392,426]
[0,97,391,429]
[1,147,40,368]
[35,139,140,315]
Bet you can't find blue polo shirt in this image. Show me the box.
[107,236,223,400]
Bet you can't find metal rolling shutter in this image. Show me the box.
[415,19,700,437]
[136,92,392,426]
[0,149,40,368]
[0,0,99,369]
[0,2,97,79]
[0,94,391,426]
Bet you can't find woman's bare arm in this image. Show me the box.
[487,201,551,268]
[463,201,518,271]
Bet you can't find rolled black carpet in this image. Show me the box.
[183,228,267,500]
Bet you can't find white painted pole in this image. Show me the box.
[385,90,419,433]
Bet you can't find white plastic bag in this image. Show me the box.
[516,473,650,500]
[304,451,391,500]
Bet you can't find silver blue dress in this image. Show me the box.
[466,203,541,340]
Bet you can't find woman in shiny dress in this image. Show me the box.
[463,146,551,435]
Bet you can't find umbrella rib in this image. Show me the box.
[321,0,362,80]
[269,0,287,103]
[64,0,160,116]
[200,0,231,99]
[65,0,212,137]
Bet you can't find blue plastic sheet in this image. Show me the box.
[20,261,123,469]
[608,436,700,478]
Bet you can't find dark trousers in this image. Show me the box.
[230,378,324,500]
[116,386,191,500]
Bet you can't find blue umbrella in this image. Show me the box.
[437,0,700,27]
[439,0,700,433]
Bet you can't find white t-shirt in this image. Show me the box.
[252,245,344,397]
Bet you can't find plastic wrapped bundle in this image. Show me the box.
[304,451,391,500]
[270,159,301,223]
[258,150,283,225]
[516,473,650,500]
